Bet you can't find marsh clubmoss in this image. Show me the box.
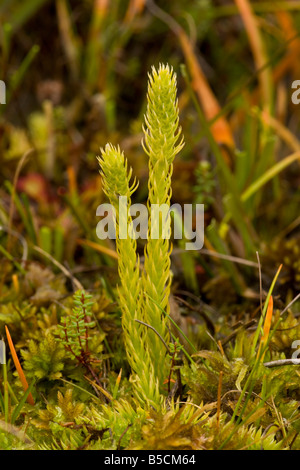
[98,64,184,406]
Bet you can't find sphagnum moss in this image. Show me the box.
[98,64,184,405]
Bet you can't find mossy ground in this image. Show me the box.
[0,0,300,450]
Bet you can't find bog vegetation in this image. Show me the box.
[0,0,300,450]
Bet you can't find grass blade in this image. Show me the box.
[11,379,36,424]
[5,326,35,406]
[241,151,300,202]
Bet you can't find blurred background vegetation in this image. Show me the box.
[1,0,300,450]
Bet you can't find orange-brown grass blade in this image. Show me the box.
[94,0,109,17]
[5,326,35,406]
[235,0,271,111]
[260,110,300,154]
[77,238,118,260]
[12,274,19,295]
[124,0,145,23]
[262,295,274,343]
[274,11,300,81]
[178,29,234,160]
[67,165,77,196]
[257,295,274,362]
